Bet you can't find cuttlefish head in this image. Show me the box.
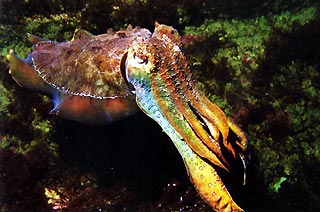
[124,23,185,93]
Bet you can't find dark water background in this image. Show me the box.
[0,0,319,211]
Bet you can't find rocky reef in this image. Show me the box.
[1,0,319,211]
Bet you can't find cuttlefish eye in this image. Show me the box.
[133,52,148,64]
[120,49,152,95]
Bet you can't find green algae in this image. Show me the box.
[0,13,81,58]
[183,5,320,209]
[0,0,320,211]
[0,83,12,116]
[184,6,317,82]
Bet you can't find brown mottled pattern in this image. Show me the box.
[32,27,151,99]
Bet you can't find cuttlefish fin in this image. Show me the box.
[7,49,62,115]
[49,94,138,125]
[6,49,56,95]
[7,50,66,119]
[71,29,93,41]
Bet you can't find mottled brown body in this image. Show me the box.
[6,27,149,124]
[33,27,151,98]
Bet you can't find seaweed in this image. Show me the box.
[183,4,320,210]
[1,0,320,211]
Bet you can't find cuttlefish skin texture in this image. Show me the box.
[7,27,148,124]
[7,23,247,211]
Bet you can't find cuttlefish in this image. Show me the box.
[7,22,247,211]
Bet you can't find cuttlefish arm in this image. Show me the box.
[124,23,246,211]
[131,76,241,211]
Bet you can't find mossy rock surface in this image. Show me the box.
[1,0,320,211]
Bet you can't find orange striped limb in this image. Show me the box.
[164,90,230,168]
[227,118,248,152]
[184,151,244,212]
[150,76,229,171]
[130,74,244,211]
[187,87,242,159]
